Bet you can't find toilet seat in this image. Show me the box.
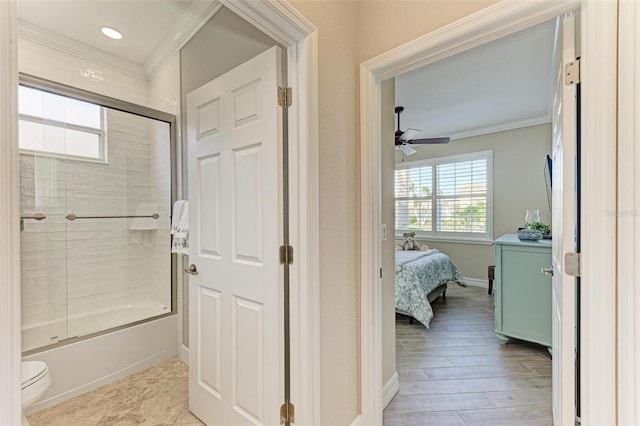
[21,361,48,390]
[21,360,51,426]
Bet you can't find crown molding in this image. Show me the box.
[143,1,222,79]
[448,114,551,141]
[18,21,147,81]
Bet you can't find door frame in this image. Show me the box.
[0,1,21,424]
[0,2,321,425]
[359,0,618,424]
[617,1,640,424]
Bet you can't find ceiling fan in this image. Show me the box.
[395,106,450,156]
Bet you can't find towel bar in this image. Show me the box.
[65,213,159,221]
[21,213,46,221]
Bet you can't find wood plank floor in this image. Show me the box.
[384,285,553,426]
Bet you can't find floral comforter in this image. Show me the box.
[395,249,465,328]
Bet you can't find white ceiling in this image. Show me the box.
[395,18,559,140]
[18,0,198,65]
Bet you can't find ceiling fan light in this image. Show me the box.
[398,144,417,156]
[400,128,422,142]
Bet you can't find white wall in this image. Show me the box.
[286,2,361,423]
[18,37,148,107]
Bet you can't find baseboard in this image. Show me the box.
[180,343,189,365]
[349,414,362,426]
[382,371,399,408]
[464,277,489,289]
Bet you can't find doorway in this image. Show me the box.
[359,1,618,425]
[179,3,320,423]
[382,17,560,422]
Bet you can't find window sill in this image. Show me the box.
[394,233,494,246]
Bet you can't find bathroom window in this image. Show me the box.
[18,85,106,161]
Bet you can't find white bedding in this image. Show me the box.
[395,249,439,271]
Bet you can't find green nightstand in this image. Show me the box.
[494,234,552,348]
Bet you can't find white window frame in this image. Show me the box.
[18,84,108,163]
[395,150,493,244]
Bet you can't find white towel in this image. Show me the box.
[171,200,189,254]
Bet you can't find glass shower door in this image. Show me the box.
[19,128,70,352]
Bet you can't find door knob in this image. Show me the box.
[541,267,554,276]
[185,264,198,275]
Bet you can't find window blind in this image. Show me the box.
[395,151,492,241]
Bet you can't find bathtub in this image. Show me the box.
[22,300,171,353]
[22,311,178,414]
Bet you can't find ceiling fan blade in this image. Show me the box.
[399,128,422,142]
[393,107,450,147]
[397,144,417,156]
[408,137,450,145]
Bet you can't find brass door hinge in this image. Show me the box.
[565,252,580,277]
[280,401,295,424]
[565,59,580,85]
[279,245,293,265]
[278,87,292,107]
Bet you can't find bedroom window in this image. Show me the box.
[395,150,492,243]
[18,85,106,161]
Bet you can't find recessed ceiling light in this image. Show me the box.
[100,26,123,40]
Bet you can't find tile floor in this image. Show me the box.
[28,358,204,426]
[384,285,553,426]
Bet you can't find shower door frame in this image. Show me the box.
[19,73,179,355]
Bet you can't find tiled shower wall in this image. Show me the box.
[20,109,171,335]
[148,118,172,307]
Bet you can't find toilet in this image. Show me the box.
[21,361,51,425]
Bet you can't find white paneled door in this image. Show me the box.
[551,14,577,426]
[187,46,282,425]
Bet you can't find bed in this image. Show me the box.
[395,249,466,328]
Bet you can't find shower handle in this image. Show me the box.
[185,264,199,275]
